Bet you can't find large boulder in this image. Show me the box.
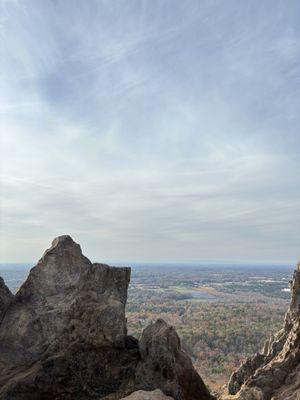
[223,262,300,400]
[135,319,213,400]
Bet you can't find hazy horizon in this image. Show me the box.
[0,241,296,267]
[1,1,300,263]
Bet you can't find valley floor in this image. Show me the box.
[126,264,291,392]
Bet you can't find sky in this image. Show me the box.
[0,0,299,264]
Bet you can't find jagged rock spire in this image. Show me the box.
[0,236,131,399]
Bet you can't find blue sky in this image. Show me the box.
[1,0,299,263]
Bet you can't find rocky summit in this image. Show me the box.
[0,236,213,400]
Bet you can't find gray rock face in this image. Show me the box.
[224,262,300,400]
[135,319,213,400]
[0,236,212,400]
[0,235,133,399]
[0,277,13,322]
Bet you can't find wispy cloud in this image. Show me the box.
[0,0,299,263]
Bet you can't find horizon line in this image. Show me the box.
[0,260,296,267]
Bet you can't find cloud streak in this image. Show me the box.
[0,0,299,263]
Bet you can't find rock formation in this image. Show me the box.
[0,235,212,400]
[135,319,212,400]
[223,262,300,400]
[0,235,135,399]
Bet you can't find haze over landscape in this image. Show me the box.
[1,0,300,263]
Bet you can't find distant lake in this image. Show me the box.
[188,289,216,299]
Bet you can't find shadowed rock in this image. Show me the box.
[135,319,213,400]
